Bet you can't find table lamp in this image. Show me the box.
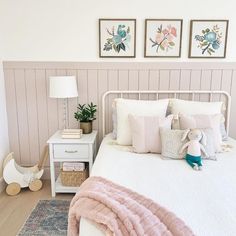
[49,76,78,130]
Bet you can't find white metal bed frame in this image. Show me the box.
[102,90,231,137]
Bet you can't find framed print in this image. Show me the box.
[144,19,183,57]
[99,19,136,58]
[189,20,229,58]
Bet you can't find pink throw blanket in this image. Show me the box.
[68,177,194,236]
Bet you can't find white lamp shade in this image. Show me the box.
[49,76,78,98]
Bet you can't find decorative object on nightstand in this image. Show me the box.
[49,76,78,133]
[74,103,97,134]
[47,130,97,197]
[61,129,83,139]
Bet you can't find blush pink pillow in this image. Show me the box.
[179,114,222,152]
[129,115,173,154]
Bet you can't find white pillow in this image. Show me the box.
[116,98,169,145]
[170,99,223,115]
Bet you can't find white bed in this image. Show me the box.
[80,134,236,236]
[78,90,236,236]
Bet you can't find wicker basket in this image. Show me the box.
[60,168,89,187]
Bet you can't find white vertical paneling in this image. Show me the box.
[25,69,40,165]
[210,70,222,101]
[159,70,170,99]
[4,69,21,163]
[118,70,129,98]
[14,69,30,165]
[128,70,139,99]
[138,70,149,100]
[35,69,49,163]
[169,70,181,97]
[149,70,159,100]
[87,70,98,131]
[3,62,236,168]
[179,70,191,100]
[189,70,201,101]
[200,70,211,101]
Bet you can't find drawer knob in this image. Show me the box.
[65,150,78,153]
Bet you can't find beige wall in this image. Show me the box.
[0,0,235,61]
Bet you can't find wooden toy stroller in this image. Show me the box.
[3,147,48,196]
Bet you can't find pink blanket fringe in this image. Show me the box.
[68,176,195,236]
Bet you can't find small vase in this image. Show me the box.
[80,121,92,134]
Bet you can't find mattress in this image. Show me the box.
[79,134,236,236]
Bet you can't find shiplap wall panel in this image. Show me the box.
[4,69,21,163]
[3,61,236,168]
[25,69,40,165]
[35,69,49,164]
[14,69,31,165]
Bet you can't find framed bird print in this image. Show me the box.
[189,20,229,58]
[144,19,183,57]
[99,19,136,58]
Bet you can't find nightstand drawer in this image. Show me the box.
[53,144,89,159]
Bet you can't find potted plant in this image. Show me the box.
[74,103,97,134]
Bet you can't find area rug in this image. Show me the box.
[18,200,70,236]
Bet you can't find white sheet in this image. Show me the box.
[80,134,236,236]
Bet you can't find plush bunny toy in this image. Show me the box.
[180,129,208,171]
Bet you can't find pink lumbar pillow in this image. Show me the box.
[179,114,222,152]
[129,115,173,154]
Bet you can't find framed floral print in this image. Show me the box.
[189,20,229,58]
[144,19,183,58]
[99,19,136,58]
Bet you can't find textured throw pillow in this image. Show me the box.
[179,114,222,152]
[160,128,217,160]
[116,98,169,145]
[129,115,173,153]
[160,129,187,159]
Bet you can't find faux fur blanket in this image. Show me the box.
[68,176,194,236]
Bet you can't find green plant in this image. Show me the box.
[74,102,97,122]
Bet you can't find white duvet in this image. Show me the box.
[79,134,236,236]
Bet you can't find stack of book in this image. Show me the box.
[62,162,85,171]
[61,129,83,139]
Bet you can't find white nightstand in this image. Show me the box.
[47,130,97,197]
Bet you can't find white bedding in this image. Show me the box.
[80,134,236,236]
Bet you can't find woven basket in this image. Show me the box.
[60,168,89,187]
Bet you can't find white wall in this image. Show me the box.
[0,0,235,61]
[0,60,9,179]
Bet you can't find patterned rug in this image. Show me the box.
[18,200,70,236]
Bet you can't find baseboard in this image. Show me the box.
[0,177,6,193]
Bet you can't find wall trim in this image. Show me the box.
[0,177,6,193]
[3,61,236,70]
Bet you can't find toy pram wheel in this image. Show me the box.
[6,183,21,196]
[29,179,42,192]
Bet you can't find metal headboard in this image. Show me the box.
[102,90,231,137]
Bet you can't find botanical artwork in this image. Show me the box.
[189,20,228,58]
[145,19,182,57]
[99,19,136,57]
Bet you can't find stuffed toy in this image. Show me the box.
[180,129,208,171]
